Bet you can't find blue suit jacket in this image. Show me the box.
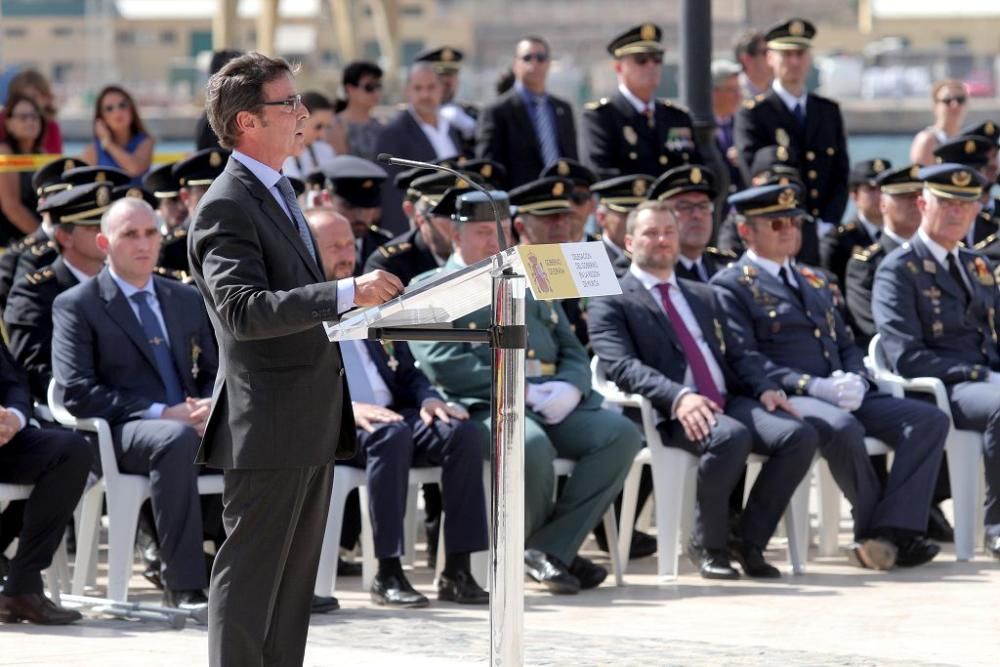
[51,267,218,425]
[587,272,777,423]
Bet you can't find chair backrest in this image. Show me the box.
[0,484,33,503]
[589,356,641,408]
[868,334,892,375]
[47,379,121,485]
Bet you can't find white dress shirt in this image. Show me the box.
[747,249,799,288]
[772,79,808,117]
[618,83,653,115]
[63,258,97,284]
[409,109,458,159]
[344,340,393,408]
[629,264,728,417]
[918,228,972,292]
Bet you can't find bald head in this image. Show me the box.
[304,207,356,280]
[97,197,161,287]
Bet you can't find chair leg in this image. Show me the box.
[602,508,624,586]
[402,483,419,567]
[947,436,983,561]
[652,452,691,580]
[616,460,645,576]
[45,537,70,605]
[784,475,811,575]
[359,485,377,592]
[105,489,144,602]
[433,513,446,586]
[817,459,842,558]
[71,484,103,596]
[314,472,356,597]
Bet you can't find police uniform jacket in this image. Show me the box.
[362,226,440,286]
[844,234,902,347]
[582,91,700,179]
[673,247,737,283]
[820,217,878,289]
[159,224,190,273]
[0,227,51,311]
[872,235,1000,384]
[711,254,865,395]
[356,226,394,276]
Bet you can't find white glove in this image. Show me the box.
[526,383,554,410]
[832,371,865,411]
[534,381,583,425]
[807,376,840,406]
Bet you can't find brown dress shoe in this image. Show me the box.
[0,593,82,625]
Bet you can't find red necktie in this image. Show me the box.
[655,283,726,408]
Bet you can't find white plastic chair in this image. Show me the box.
[591,357,808,578]
[47,380,224,601]
[0,483,70,604]
[866,334,986,560]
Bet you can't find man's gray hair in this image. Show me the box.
[408,61,438,82]
[205,52,295,150]
[711,59,742,88]
[101,197,157,236]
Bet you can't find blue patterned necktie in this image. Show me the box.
[276,176,318,265]
[130,292,185,405]
[532,95,560,167]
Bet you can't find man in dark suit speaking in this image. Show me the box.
[189,53,403,666]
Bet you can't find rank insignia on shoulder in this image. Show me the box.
[25,268,55,285]
[974,233,998,250]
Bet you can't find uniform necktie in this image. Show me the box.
[643,104,655,128]
[340,340,377,405]
[947,253,971,302]
[778,265,803,299]
[276,176,319,267]
[130,292,185,406]
[532,96,561,168]
[792,103,805,128]
[655,283,725,409]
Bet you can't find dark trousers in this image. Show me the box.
[790,393,948,540]
[660,395,817,550]
[343,411,488,558]
[948,381,1000,536]
[114,419,208,591]
[0,427,90,594]
[208,463,333,667]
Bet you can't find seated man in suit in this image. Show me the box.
[411,185,643,595]
[873,163,1000,560]
[589,200,816,578]
[0,339,91,625]
[711,182,948,570]
[648,165,736,283]
[591,174,653,276]
[51,195,219,609]
[306,208,489,607]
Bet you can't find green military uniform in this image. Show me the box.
[410,256,642,563]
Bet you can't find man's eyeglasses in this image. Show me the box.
[938,95,967,106]
[362,82,383,93]
[767,217,804,231]
[668,201,714,217]
[520,53,549,63]
[261,94,302,113]
[632,53,664,66]
[102,100,130,114]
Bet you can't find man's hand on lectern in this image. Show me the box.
[353,270,404,307]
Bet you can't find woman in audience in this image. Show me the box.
[81,85,154,184]
[910,79,968,165]
[3,69,63,153]
[337,60,385,161]
[282,91,346,179]
[0,93,46,242]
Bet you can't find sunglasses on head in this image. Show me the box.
[362,82,382,93]
[632,53,664,66]
[103,100,130,113]
[767,216,803,231]
[938,95,967,106]
[520,53,549,63]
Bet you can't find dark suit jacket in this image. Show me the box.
[673,248,736,283]
[872,235,1000,384]
[475,87,578,189]
[0,338,32,423]
[844,234,902,347]
[4,256,80,401]
[362,340,440,411]
[188,156,357,469]
[820,217,877,290]
[374,109,464,236]
[51,268,218,425]
[587,272,777,425]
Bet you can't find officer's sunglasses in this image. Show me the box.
[767,216,804,231]
[362,82,383,93]
[938,95,967,106]
[520,53,549,63]
[631,53,664,66]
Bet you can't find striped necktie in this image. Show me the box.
[532,96,560,167]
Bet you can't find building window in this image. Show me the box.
[116,31,134,45]
[945,37,968,51]
[160,30,176,45]
[51,26,73,38]
[4,27,28,39]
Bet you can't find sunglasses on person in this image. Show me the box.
[938,95,967,106]
[102,100,131,113]
[631,53,664,66]
[261,93,302,113]
[568,191,591,205]
[520,53,549,63]
[362,82,382,93]
[667,201,714,217]
[11,112,40,122]
[766,216,804,231]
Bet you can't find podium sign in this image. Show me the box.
[516,241,622,301]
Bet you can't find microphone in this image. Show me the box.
[376,153,510,252]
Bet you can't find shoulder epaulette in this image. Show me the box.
[852,242,882,262]
[974,233,998,250]
[370,225,393,239]
[30,240,56,256]
[661,98,690,114]
[584,97,609,110]
[165,228,188,241]
[706,246,737,259]
[24,267,55,285]
[378,241,412,257]
[153,266,189,282]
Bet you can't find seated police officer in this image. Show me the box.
[411,184,643,594]
[157,148,229,274]
[711,183,948,570]
[0,339,91,625]
[588,198,816,578]
[51,195,220,609]
[591,174,653,276]
[872,163,1000,559]
[315,155,393,274]
[539,158,598,243]
[142,162,187,235]
[305,207,489,607]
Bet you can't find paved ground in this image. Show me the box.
[4,530,1000,666]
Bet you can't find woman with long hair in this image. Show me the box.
[910,79,969,166]
[5,69,63,154]
[80,85,155,184]
[0,93,46,241]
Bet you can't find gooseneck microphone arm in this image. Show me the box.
[376,153,510,252]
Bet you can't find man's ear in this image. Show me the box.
[96,233,110,252]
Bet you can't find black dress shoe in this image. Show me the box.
[729,542,781,579]
[595,529,657,560]
[311,594,340,614]
[568,556,608,590]
[163,588,208,609]
[437,570,489,604]
[370,571,428,608]
[699,549,740,580]
[338,557,362,577]
[987,535,1000,560]
[523,549,580,595]
[895,536,940,568]
[0,593,82,625]
[926,505,954,543]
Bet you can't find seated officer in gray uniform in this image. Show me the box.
[315,155,393,274]
[306,208,489,607]
[932,135,1000,260]
[588,200,817,579]
[647,164,736,283]
[872,163,1000,559]
[411,186,643,595]
[142,162,187,235]
[712,183,948,570]
[591,173,654,276]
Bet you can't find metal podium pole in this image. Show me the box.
[489,271,526,666]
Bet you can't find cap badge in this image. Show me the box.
[633,179,647,196]
[441,47,455,62]
[964,140,976,154]
[126,187,143,198]
[552,181,565,197]
[557,160,570,176]
[789,20,805,36]
[209,151,222,168]
[873,159,886,173]
[481,164,493,178]
[776,145,789,161]
[63,159,74,172]
[96,186,110,207]
[95,171,107,182]
[953,170,972,187]
[910,165,920,179]
[988,122,997,137]
[362,179,374,189]
[690,167,702,184]
[455,177,469,187]
[778,188,797,208]
[640,23,657,41]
